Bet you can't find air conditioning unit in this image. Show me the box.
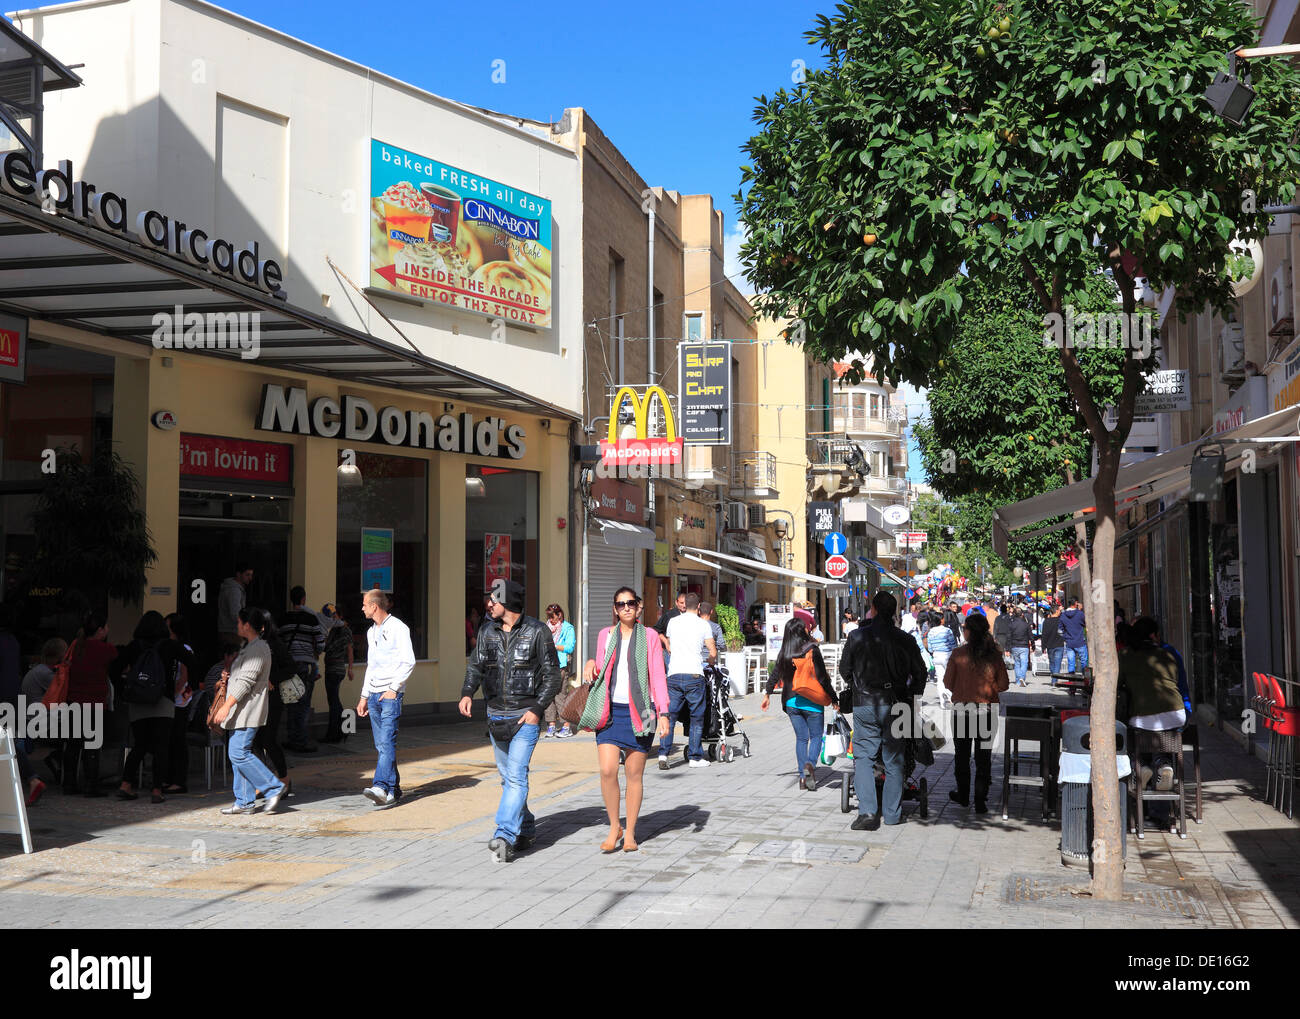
[1269,261,1295,337]
[748,504,766,527]
[724,502,748,532]
[1220,322,1245,382]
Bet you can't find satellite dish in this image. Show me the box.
[1229,235,1265,297]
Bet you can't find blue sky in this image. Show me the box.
[223,0,827,275]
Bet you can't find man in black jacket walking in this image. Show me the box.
[460,580,561,863]
[839,591,928,830]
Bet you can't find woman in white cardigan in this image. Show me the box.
[211,607,288,816]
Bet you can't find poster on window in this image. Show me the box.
[484,533,512,592]
[369,140,552,328]
[361,527,394,592]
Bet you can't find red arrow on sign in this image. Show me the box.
[826,554,850,580]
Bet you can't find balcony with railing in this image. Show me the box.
[831,410,905,438]
[729,450,778,498]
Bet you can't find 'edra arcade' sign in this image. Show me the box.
[257,384,526,459]
[0,155,285,297]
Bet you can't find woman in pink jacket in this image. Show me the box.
[581,586,670,853]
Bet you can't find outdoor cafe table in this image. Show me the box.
[999,685,1089,816]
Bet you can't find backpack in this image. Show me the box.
[121,643,168,704]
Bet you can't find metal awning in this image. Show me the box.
[595,518,656,550]
[993,404,1300,554]
[0,193,576,420]
[855,556,911,589]
[678,544,849,591]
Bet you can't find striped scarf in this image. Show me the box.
[580,623,655,735]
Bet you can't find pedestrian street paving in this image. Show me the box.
[3,673,1298,928]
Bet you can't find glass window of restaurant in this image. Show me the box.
[0,340,114,652]
[336,452,428,660]
[465,464,538,643]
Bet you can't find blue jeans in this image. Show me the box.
[228,726,285,808]
[1067,645,1088,672]
[661,674,707,760]
[1048,647,1066,677]
[853,696,905,824]
[489,722,540,845]
[787,706,824,774]
[366,691,403,795]
[1012,646,1030,684]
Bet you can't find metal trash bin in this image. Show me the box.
[1058,717,1128,868]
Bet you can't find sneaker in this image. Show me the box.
[803,763,817,792]
[851,813,882,831]
[658,756,669,771]
[514,835,535,852]
[556,727,573,739]
[220,803,260,815]
[545,725,556,738]
[1138,764,1154,789]
[1155,764,1174,792]
[362,785,388,805]
[688,759,710,769]
[488,837,515,863]
[949,790,969,808]
[974,801,989,815]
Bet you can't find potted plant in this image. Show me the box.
[714,603,749,695]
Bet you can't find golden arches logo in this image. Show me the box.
[606,386,677,443]
[600,385,683,466]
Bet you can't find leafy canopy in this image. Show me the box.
[738,0,1300,385]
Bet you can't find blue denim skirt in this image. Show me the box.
[596,703,654,753]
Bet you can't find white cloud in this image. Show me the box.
[724,223,751,287]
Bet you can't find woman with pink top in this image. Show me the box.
[580,586,670,853]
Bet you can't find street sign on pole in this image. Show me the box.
[824,531,847,556]
[826,554,850,580]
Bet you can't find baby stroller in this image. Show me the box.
[678,662,752,764]
[839,725,933,819]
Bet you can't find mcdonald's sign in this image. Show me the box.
[600,386,684,467]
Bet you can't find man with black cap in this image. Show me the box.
[460,579,562,863]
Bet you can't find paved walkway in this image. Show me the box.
[3,672,1298,928]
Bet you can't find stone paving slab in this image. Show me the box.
[3,678,1298,928]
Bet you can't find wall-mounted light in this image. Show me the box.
[466,477,487,498]
[338,448,362,488]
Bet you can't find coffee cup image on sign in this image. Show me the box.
[419,183,462,248]
[379,181,434,253]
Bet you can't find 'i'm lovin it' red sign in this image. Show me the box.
[179,433,292,484]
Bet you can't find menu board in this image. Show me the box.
[369,140,552,329]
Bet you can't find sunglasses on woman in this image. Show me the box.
[615,599,640,609]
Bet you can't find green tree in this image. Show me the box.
[739,0,1300,898]
[27,447,158,607]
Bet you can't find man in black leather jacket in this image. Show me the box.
[459,579,561,863]
[839,590,928,831]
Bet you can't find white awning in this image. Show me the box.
[596,518,657,550]
[678,545,849,591]
[992,403,1300,554]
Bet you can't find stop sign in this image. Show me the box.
[826,554,850,580]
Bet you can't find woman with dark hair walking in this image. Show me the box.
[162,613,198,794]
[762,618,836,790]
[580,587,669,853]
[210,607,288,815]
[943,612,1009,814]
[113,611,187,804]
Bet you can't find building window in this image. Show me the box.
[336,451,429,660]
[685,312,703,341]
[466,464,539,623]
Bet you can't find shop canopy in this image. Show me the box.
[0,193,576,420]
[677,545,849,592]
[992,404,1300,557]
[594,518,656,550]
